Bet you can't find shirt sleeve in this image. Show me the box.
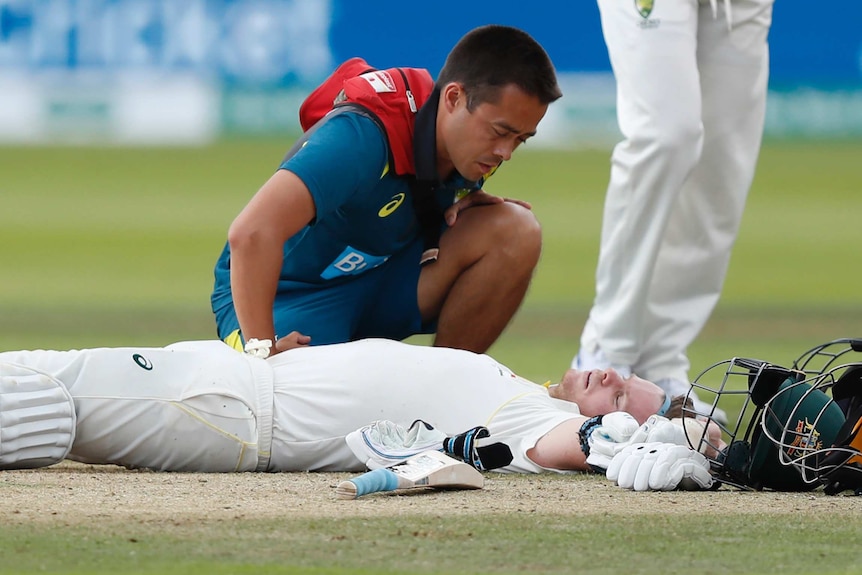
[488,394,583,475]
[280,112,389,221]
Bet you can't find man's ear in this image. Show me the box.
[440,82,465,112]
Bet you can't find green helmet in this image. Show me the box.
[783,338,862,494]
[686,349,852,492]
[754,377,845,490]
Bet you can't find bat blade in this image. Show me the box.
[336,450,484,499]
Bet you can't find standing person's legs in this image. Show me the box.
[577,0,702,371]
[634,0,773,386]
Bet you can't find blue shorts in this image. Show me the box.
[215,239,436,349]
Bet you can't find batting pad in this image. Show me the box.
[0,363,76,469]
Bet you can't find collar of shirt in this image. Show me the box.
[413,85,440,185]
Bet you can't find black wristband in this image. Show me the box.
[578,415,604,458]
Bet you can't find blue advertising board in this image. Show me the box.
[0,0,859,142]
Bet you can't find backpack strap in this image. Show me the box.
[292,61,444,259]
[299,58,434,176]
[410,86,445,262]
[283,103,445,262]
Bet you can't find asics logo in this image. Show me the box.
[378,193,405,217]
[132,353,153,370]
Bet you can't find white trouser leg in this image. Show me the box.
[582,0,703,367]
[635,0,773,382]
[0,343,272,472]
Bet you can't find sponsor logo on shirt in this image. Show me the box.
[321,246,389,279]
[378,193,405,217]
[132,353,153,370]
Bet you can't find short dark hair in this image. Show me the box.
[437,25,562,111]
[664,395,695,419]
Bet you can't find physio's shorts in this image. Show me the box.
[216,239,435,350]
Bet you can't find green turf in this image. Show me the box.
[2,139,862,574]
[3,506,862,574]
[3,140,861,374]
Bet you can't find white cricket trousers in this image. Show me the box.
[0,341,274,472]
[581,0,774,382]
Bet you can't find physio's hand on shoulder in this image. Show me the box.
[606,442,714,491]
[444,189,532,226]
[273,331,311,354]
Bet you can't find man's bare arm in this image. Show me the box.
[228,169,316,350]
[526,417,590,471]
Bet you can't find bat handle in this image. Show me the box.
[337,468,400,499]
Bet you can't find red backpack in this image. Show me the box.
[285,58,444,260]
[297,57,435,176]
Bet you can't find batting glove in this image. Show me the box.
[580,412,639,471]
[585,413,688,472]
[607,442,714,491]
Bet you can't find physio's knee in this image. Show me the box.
[0,363,76,469]
[463,202,542,260]
[492,203,542,269]
[435,202,542,283]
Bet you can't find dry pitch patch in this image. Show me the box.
[2,461,860,527]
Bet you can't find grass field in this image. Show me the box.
[2,139,862,573]
[3,139,861,377]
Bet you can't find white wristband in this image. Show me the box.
[244,338,273,359]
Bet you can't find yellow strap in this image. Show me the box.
[223,329,244,353]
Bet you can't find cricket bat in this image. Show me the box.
[336,450,484,499]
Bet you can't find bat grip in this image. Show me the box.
[349,468,400,497]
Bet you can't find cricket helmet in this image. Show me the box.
[682,354,848,492]
[776,338,862,495]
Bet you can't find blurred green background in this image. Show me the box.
[2,139,861,387]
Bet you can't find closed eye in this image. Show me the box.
[491,124,531,143]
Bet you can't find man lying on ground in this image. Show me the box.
[0,337,716,489]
